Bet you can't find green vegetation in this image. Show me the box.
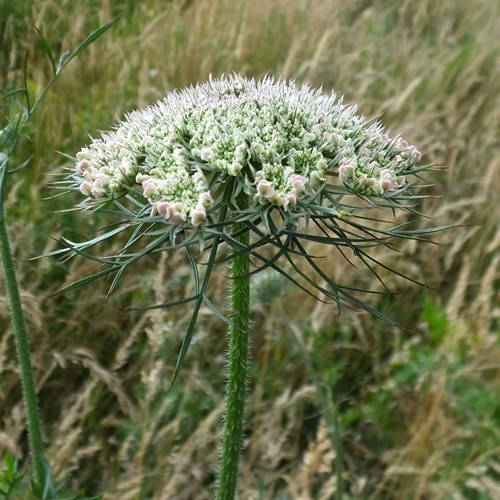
[1,0,498,498]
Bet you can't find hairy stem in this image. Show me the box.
[0,203,45,483]
[216,194,250,500]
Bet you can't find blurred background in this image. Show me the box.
[0,0,498,498]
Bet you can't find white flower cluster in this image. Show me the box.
[73,75,421,227]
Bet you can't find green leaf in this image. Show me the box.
[39,225,130,259]
[168,236,221,389]
[7,155,32,174]
[34,27,57,76]
[203,293,231,325]
[22,50,31,113]
[50,266,119,297]
[1,452,17,481]
[56,18,119,75]
[0,87,27,100]
[126,295,200,312]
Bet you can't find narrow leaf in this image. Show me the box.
[169,236,221,388]
[56,18,119,74]
[35,27,57,76]
[50,266,119,297]
[7,155,32,174]
[126,295,200,311]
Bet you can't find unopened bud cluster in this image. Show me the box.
[73,75,421,227]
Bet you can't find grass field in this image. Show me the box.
[1,0,499,498]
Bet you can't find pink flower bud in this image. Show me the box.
[142,180,158,198]
[79,181,92,196]
[76,150,90,161]
[156,201,170,216]
[199,192,213,207]
[256,180,275,199]
[283,193,297,211]
[169,211,187,224]
[291,175,306,193]
[411,147,422,162]
[330,132,342,144]
[379,178,394,193]
[191,207,207,227]
[75,159,90,174]
[140,136,152,148]
[91,178,106,197]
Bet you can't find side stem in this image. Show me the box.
[0,203,45,483]
[216,194,250,500]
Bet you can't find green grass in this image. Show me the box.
[1,0,499,498]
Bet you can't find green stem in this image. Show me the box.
[0,203,45,484]
[216,194,250,500]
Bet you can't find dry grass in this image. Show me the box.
[0,0,499,497]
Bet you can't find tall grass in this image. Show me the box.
[1,0,498,497]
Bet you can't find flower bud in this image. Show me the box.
[256,180,275,199]
[76,159,90,173]
[142,180,158,198]
[191,207,207,227]
[283,193,297,211]
[291,175,306,193]
[228,162,243,176]
[79,181,92,196]
[91,178,106,197]
[339,164,355,181]
[155,201,170,216]
[200,147,215,161]
[379,178,394,193]
[310,170,326,190]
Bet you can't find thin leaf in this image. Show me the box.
[50,266,119,297]
[0,87,27,100]
[168,235,222,389]
[252,247,328,303]
[35,27,57,76]
[106,232,171,298]
[126,295,200,311]
[56,18,119,74]
[23,51,30,113]
[186,246,200,294]
[7,155,32,174]
[203,293,231,325]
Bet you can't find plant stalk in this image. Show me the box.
[0,202,45,484]
[216,194,250,500]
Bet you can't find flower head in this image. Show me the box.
[61,75,438,326]
[72,75,421,232]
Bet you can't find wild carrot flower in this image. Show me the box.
[60,74,442,500]
[54,72,443,335]
[72,75,421,235]
[61,73,436,321]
